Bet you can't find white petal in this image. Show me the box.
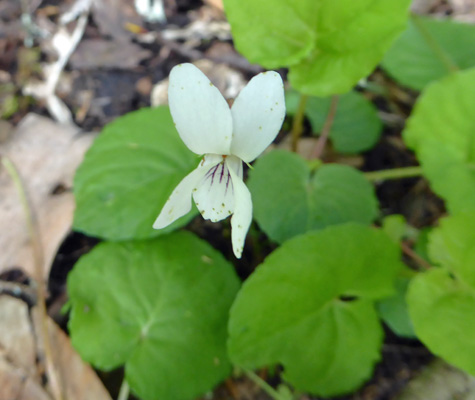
[168,63,233,155]
[193,155,242,222]
[230,71,286,163]
[153,159,218,229]
[228,164,252,259]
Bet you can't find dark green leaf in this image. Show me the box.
[68,232,240,400]
[74,107,198,240]
[248,150,378,243]
[229,224,403,396]
[383,17,475,90]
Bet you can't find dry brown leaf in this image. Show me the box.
[92,0,142,42]
[70,39,151,70]
[202,0,224,11]
[410,0,441,13]
[0,295,112,400]
[274,137,320,160]
[0,114,95,280]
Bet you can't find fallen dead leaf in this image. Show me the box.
[410,0,441,13]
[0,114,95,280]
[70,39,151,70]
[0,295,112,400]
[202,0,224,11]
[92,0,142,42]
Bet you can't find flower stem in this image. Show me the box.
[313,95,339,159]
[1,156,64,400]
[364,166,424,181]
[117,379,130,400]
[411,14,459,74]
[290,94,309,152]
[244,369,290,400]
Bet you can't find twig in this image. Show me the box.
[0,280,37,306]
[1,156,64,400]
[401,241,432,270]
[312,95,339,159]
[290,94,309,152]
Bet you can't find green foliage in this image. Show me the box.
[73,107,198,240]
[429,213,475,287]
[68,232,240,400]
[286,90,382,153]
[377,276,416,338]
[381,214,407,244]
[407,213,475,375]
[403,68,475,214]
[224,0,412,96]
[228,224,403,396]
[383,17,475,90]
[247,150,378,243]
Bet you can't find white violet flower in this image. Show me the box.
[153,63,285,258]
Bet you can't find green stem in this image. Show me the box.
[411,14,459,74]
[117,379,130,400]
[244,370,289,400]
[290,94,309,152]
[365,163,475,182]
[364,166,424,181]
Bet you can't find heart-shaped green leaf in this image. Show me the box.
[228,224,403,396]
[74,107,198,240]
[68,232,240,400]
[224,0,411,96]
[247,150,378,243]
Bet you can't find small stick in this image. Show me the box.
[312,95,339,159]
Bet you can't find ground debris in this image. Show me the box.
[0,114,95,280]
[0,295,111,400]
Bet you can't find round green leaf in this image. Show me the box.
[407,267,475,375]
[403,68,475,214]
[68,232,240,400]
[73,107,198,240]
[247,150,378,243]
[286,90,382,153]
[382,17,475,91]
[228,224,403,396]
[288,0,412,96]
[224,0,411,96]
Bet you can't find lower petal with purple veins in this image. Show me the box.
[193,157,236,222]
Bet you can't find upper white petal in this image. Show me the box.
[230,71,286,163]
[168,63,233,156]
[228,164,252,259]
[153,158,219,229]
